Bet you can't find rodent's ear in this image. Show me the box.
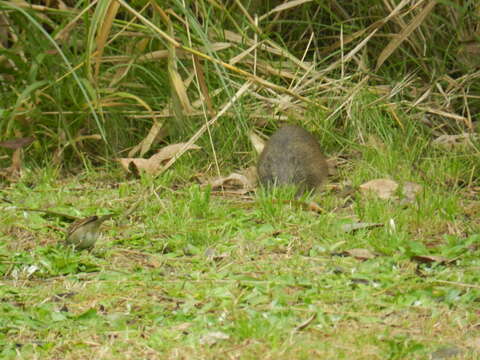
[249,131,266,155]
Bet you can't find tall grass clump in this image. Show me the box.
[0,0,477,171]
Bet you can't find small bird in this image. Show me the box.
[65,214,113,250]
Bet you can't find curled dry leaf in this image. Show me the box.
[402,181,422,203]
[199,331,230,346]
[430,346,463,360]
[240,166,258,186]
[207,166,258,193]
[360,179,399,199]
[293,313,317,332]
[411,255,449,265]
[128,120,166,158]
[8,149,22,177]
[465,337,480,352]
[171,322,193,333]
[118,158,156,176]
[359,179,422,202]
[118,143,201,175]
[0,148,23,181]
[433,133,479,150]
[0,136,35,149]
[249,131,266,155]
[204,248,228,262]
[340,248,376,261]
[208,173,254,191]
[305,201,324,213]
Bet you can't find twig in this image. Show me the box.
[1,198,80,221]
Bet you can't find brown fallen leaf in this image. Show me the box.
[433,133,479,150]
[411,255,449,265]
[9,148,22,175]
[204,248,229,262]
[207,166,258,192]
[239,166,258,186]
[402,181,422,203]
[293,313,317,332]
[199,331,230,346]
[430,346,463,360]
[0,136,35,181]
[360,179,398,199]
[0,148,23,181]
[119,158,156,175]
[171,322,193,333]
[465,337,480,352]
[209,173,254,191]
[118,143,201,175]
[150,143,201,163]
[305,201,325,213]
[249,131,266,155]
[0,136,35,149]
[128,120,166,158]
[337,248,377,261]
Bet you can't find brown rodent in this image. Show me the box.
[257,125,328,195]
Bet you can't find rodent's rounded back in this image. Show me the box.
[257,125,328,194]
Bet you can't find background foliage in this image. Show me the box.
[0,0,478,170]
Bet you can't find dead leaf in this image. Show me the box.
[118,158,156,175]
[402,182,422,202]
[192,54,214,116]
[240,166,258,186]
[209,173,254,190]
[293,313,317,332]
[118,143,201,175]
[465,337,480,352]
[432,133,479,150]
[207,167,258,192]
[8,149,22,176]
[150,143,201,164]
[199,331,229,346]
[204,248,229,262]
[171,322,193,333]
[430,346,463,360]
[341,248,376,260]
[0,148,23,181]
[360,179,399,199]
[411,255,449,264]
[128,120,166,158]
[0,136,35,149]
[94,0,120,79]
[341,222,383,233]
[305,201,325,213]
[249,131,266,155]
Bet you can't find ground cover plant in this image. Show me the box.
[0,0,479,359]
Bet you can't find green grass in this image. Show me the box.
[1,126,479,359]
